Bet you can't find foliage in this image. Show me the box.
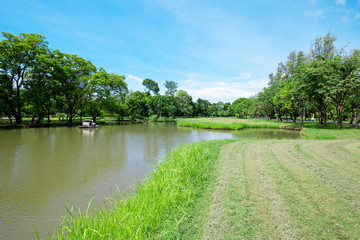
[0,32,49,123]
[250,32,360,128]
[142,78,159,95]
[164,80,178,97]
[175,90,194,117]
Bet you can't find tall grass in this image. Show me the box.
[48,140,231,239]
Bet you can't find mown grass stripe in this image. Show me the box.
[267,141,360,239]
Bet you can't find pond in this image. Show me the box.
[0,122,299,239]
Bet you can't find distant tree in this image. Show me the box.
[85,69,128,121]
[149,94,176,118]
[195,98,211,116]
[175,90,193,117]
[126,91,151,119]
[232,98,252,118]
[164,80,178,97]
[142,78,159,95]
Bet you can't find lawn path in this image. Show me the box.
[201,140,360,239]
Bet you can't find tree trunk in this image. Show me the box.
[356,112,360,124]
[291,112,296,123]
[47,110,51,123]
[322,110,327,127]
[336,103,343,129]
[330,112,335,123]
[349,110,355,125]
[274,106,279,121]
[15,113,22,124]
[36,115,43,124]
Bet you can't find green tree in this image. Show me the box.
[24,53,58,123]
[164,80,178,97]
[232,98,252,118]
[142,78,159,95]
[0,32,49,123]
[51,50,96,123]
[86,69,127,121]
[175,90,193,117]
[195,98,211,117]
[126,91,151,119]
[324,52,360,128]
[149,94,176,118]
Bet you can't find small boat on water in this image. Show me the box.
[78,119,98,128]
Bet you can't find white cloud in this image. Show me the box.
[182,86,257,103]
[336,0,346,5]
[127,74,143,83]
[303,9,324,21]
[179,73,268,103]
[231,72,251,80]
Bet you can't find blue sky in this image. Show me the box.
[1,0,360,103]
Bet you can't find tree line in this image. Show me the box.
[0,32,234,124]
[232,33,360,128]
[1,32,359,128]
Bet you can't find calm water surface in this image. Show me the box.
[0,123,299,239]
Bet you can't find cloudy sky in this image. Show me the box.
[1,0,360,103]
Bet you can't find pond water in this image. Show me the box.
[0,122,299,239]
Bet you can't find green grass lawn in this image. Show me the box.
[188,139,360,239]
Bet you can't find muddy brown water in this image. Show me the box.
[0,122,299,239]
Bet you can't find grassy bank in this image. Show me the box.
[47,140,232,239]
[177,118,360,140]
[177,118,296,130]
[176,117,358,131]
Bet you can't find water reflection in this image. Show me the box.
[0,123,299,239]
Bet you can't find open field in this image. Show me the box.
[190,140,360,239]
[177,117,359,130]
[177,118,287,130]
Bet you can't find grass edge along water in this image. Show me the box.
[47,140,232,240]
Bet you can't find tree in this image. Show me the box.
[0,32,49,123]
[298,59,331,126]
[50,50,96,123]
[149,94,176,118]
[86,69,128,121]
[195,98,211,116]
[24,53,58,123]
[310,32,340,60]
[142,78,159,95]
[164,80,178,97]
[126,91,151,119]
[324,51,360,128]
[175,90,193,117]
[232,98,252,118]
